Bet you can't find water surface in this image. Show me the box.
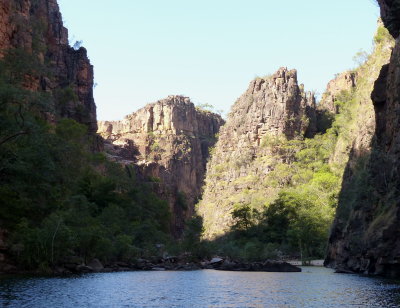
[1,267,400,307]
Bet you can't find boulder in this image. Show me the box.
[75,265,93,273]
[261,261,301,272]
[209,257,224,264]
[87,259,104,272]
[53,266,72,275]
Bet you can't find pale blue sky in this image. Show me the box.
[58,0,380,120]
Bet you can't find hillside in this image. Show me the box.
[196,25,394,261]
[0,0,173,273]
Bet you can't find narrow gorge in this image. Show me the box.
[1,0,400,281]
[325,0,400,277]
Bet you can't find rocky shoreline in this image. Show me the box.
[0,256,301,275]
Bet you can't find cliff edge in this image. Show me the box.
[98,95,224,237]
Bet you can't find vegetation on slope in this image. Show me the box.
[191,24,394,262]
[0,49,172,271]
[0,21,394,271]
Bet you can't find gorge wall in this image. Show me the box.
[195,22,394,262]
[0,0,103,273]
[378,0,400,38]
[197,67,318,239]
[98,96,224,237]
[0,0,97,132]
[325,2,400,277]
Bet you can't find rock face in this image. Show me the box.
[197,67,317,239]
[325,11,400,277]
[378,0,400,38]
[98,95,224,237]
[318,72,357,114]
[0,0,97,132]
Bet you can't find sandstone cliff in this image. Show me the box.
[98,96,224,237]
[0,0,97,132]
[318,72,357,115]
[325,13,400,276]
[197,68,317,239]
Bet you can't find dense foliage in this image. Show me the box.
[0,49,171,271]
[202,130,342,261]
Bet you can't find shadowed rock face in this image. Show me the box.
[197,67,317,239]
[98,96,224,237]
[378,0,400,38]
[325,5,400,277]
[0,0,97,132]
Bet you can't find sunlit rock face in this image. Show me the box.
[318,71,357,114]
[98,95,224,237]
[196,67,317,239]
[0,0,97,132]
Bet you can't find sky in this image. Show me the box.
[57,0,380,121]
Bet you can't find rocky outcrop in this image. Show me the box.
[98,96,224,237]
[53,255,301,273]
[0,0,97,132]
[325,15,400,276]
[318,71,357,114]
[213,260,301,272]
[197,67,317,239]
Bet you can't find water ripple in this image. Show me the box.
[1,267,400,307]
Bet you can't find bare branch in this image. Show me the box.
[0,131,28,146]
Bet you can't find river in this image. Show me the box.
[1,267,400,307]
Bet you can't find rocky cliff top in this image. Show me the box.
[197,67,317,239]
[99,95,222,141]
[223,67,316,147]
[0,0,97,132]
[98,95,224,237]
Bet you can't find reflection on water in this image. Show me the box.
[1,267,400,307]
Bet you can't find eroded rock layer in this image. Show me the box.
[98,96,224,237]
